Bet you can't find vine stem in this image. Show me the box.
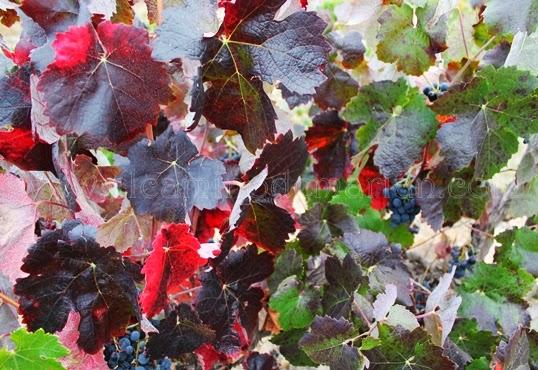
[452,35,496,84]
[0,292,19,309]
[457,7,470,59]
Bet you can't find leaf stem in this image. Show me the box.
[0,292,19,309]
[457,7,470,59]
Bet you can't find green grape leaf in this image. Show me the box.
[363,325,457,369]
[449,319,499,359]
[299,315,363,370]
[466,357,491,370]
[343,79,409,150]
[343,78,437,179]
[0,328,69,370]
[461,262,534,303]
[330,183,372,215]
[376,3,448,75]
[269,275,321,330]
[432,66,538,179]
[458,291,529,335]
[267,247,304,292]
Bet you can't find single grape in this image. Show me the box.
[130,330,140,342]
[138,353,150,365]
[439,82,449,92]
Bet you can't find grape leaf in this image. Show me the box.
[244,131,308,197]
[267,247,304,292]
[329,31,366,69]
[236,197,295,253]
[209,0,330,95]
[460,262,534,303]
[146,304,215,359]
[322,255,364,318]
[0,172,37,282]
[449,319,499,360]
[95,202,153,253]
[269,275,321,330]
[305,111,357,182]
[363,326,457,369]
[152,0,220,61]
[432,66,538,179]
[314,64,359,110]
[0,65,31,127]
[372,284,397,322]
[37,21,170,150]
[499,326,531,370]
[140,224,207,317]
[120,127,226,222]
[20,0,87,36]
[505,31,538,75]
[415,178,446,231]
[483,0,538,34]
[202,72,277,152]
[424,269,462,346]
[57,312,108,370]
[195,245,273,352]
[343,79,409,150]
[14,222,143,354]
[342,230,389,267]
[373,93,437,180]
[298,204,359,255]
[271,329,316,366]
[299,315,363,370]
[0,328,69,370]
[458,291,529,335]
[376,2,449,75]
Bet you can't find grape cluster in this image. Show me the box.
[449,247,476,278]
[423,82,449,102]
[103,327,172,370]
[383,184,420,227]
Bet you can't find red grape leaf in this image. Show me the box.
[314,64,359,111]
[195,245,273,353]
[244,131,308,197]
[57,312,108,370]
[20,0,87,36]
[358,165,389,210]
[120,127,226,223]
[14,222,143,354]
[140,224,207,317]
[0,173,37,282]
[195,208,230,243]
[0,127,54,171]
[305,111,357,182]
[202,73,277,152]
[236,197,295,253]
[146,304,215,359]
[37,21,170,150]
[0,66,31,127]
[153,0,330,151]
